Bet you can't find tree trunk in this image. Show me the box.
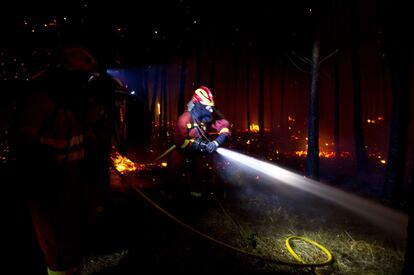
[232,45,240,130]
[178,54,187,116]
[383,51,411,200]
[246,48,251,133]
[351,0,368,172]
[306,39,321,179]
[334,60,340,159]
[209,50,216,90]
[383,0,412,201]
[150,67,160,122]
[141,67,149,110]
[269,59,274,135]
[195,38,202,87]
[258,56,265,140]
[280,58,285,132]
[161,65,168,139]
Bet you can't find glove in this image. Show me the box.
[191,138,206,151]
[205,141,219,153]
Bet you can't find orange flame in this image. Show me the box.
[294,150,342,159]
[249,123,260,133]
[111,151,141,173]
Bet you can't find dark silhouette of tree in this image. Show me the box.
[195,36,202,87]
[306,38,321,179]
[258,55,265,140]
[209,45,216,90]
[133,67,151,147]
[150,67,160,122]
[334,60,341,159]
[232,43,241,131]
[245,46,251,133]
[141,67,149,111]
[177,53,187,116]
[269,59,274,134]
[383,0,412,201]
[332,0,341,159]
[279,57,286,132]
[376,1,413,270]
[160,65,168,139]
[351,0,368,173]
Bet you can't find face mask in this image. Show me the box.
[200,112,213,124]
[192,103,213,123]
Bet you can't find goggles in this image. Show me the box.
[205,105,214,113]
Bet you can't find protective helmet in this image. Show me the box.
[61,47,98,72]
[192,86,214,107]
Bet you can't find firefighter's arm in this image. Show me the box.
[205,119,231,153]
[14,92,55,165]
[174,114,192,149]
[174,113,203,151]
[212,119,231,145]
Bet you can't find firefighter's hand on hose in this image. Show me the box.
[206,141,219,153]
[191,138,205,151]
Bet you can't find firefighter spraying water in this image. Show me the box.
[109,86,407,272]
[145,81,407,241]
[160,86,231,199]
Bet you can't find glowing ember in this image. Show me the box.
[295,150,307,157]
[294,150,349,159]
[380,159,387,164]
[249,123,260,133]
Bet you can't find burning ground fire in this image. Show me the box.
[245,116,386,163]
[250,123,260,133]
[111,151,145,173]
[295,150,337,158]
[111,151,168,174]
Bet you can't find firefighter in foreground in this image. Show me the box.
[14,46,127,275]
[168,86,231,199]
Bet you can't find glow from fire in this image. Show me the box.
[293,137,351,159]
[249,123,259,133]
[216,148,408,237]
[294,150,349,159]
[367,116,384,124]
[111,151,140,173]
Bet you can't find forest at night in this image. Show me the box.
[0,0,413,274]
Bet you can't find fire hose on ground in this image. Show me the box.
[111,157,334,272]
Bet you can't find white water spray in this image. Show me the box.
[216,148,408,237]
